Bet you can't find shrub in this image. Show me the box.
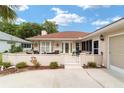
[16,62,27,69]
[16,46,23,52]
[49,62,58,69]
[3,50,8,53]
[88,62,97,68]
[10,43,23,53]
[0,62,12,68]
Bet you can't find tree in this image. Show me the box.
[42,20,58,34]
[0,5,17,22]
[0,22,19,36]
[17,22,42,39]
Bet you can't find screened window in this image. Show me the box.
[82,41,85,51]
[93,41,99,54]
[22,44,31,48]
[82,40,92,52]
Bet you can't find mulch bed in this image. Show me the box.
[82,66,106,69]
[0,66,64,76]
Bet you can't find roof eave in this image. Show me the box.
[80,18,124,40]
[27,37,82,41]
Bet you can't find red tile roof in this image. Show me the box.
[31,31,89,39]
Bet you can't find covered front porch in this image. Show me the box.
[32,40,81,54]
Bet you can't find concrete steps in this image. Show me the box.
[64,62,82,69]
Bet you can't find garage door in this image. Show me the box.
[109,34,124,70]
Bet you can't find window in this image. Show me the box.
[62,43,64,53]
[70,43,72,53]
[89,40,92,52]
[82,41,85,51]
[41,42,50,53]
[82,40,92,52]
[22,43,31,48]
[65,43,69,53]
[46,42,50,52]
[93,41,99,54]
[86,41,88,51]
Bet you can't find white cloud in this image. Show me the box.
[48,7,85,26]
[92,20,110,26]
[15,18,26,24]
[17,5,29,11]
[92,16,122,30]
[111,16,122,21]
[51,7,68,14]
[77,5,96,10]
[77,5,111,10]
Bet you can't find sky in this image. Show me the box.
[16,5,124,32]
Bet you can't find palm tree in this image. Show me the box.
[0,5,17,22]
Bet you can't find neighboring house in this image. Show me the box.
[27,31,88,54]
[27,18,124,74]
[0,31,32,53]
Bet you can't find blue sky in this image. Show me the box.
[16,5,124,32]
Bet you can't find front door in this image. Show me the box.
[65,43,69,53]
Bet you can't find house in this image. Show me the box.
[79,18,124,74]
[0,31,32,53]
[27,31,88,54]
[27,18,124,74]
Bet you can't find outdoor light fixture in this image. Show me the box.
[100,34,104,41]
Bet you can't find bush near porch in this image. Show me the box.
[0,60,64,76]
[49,62,59,69]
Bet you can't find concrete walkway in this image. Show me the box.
[85,69,124,88]
[0,68,124,88]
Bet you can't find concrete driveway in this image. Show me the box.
[0,68,124,88]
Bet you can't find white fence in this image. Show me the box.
[2,54,64,66]
[2,53,102,66]
[79,53,102,66]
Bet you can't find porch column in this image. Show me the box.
[63,42,65,53]
[69,42,71,54]
[39,41,42,53]
[49,41,52,52]
[39,41,40,53]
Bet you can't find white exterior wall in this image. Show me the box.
[81,29,124,68]
[0,41,11,52]
[23,47,32,52]
[52,41,62,52]
[81,35,106,66]
[0,40,32,53]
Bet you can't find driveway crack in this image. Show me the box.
[84,69,105,88]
